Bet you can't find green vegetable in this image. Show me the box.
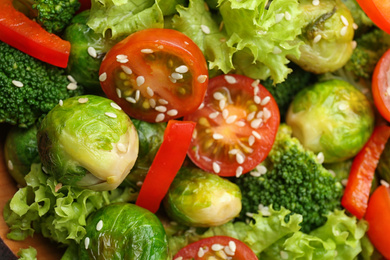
[3,163,137,244]
[234,124,344,233]
[289,0,355,74]
[376,140,390,184]
[286,79,374,163]
[37,95,139,191]
[78,203,169,260]
[17,247,37,260]
[14,0,80,33]
[0,42,84,128]
[4,125,40,186]
[64,10,116,94]
[164,167,242,227]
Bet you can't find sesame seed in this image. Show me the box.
[312,0,320,5]
[235,121,246,127]
[229,241,236,253]
[209,112,219,119]
[116,88,122,98]
[236,166,243,178]
[313,34,322,43]
[59,100,63,106]
[121,65,132,75]
[141,48,154,54]
[78,97,88,104]
[158,99,169,105]
[246,212,254,218]
[351,41,357,50]
[254,96,261,104]
[229,149,239,155]
[224,75,237,84]
[84,237,90,250]
[184,41,189,45]
[197,75,208,83]
[117,143,127,153]
[145,87,154,97]
[105,112,117,118]
[247,111,256,121]
[257,165,267,175]
[352,23,358,30]
[87,46,97,58]
[198,248,205,257]
[155,106,167,112]
[67,83,78,90]
[211,244,224,251]
[213,133,224,140]
[135,90,140,101]
[284,11,291,21]
[201,24,211,34]
[226,115,237,124]
[381,180,390,188]
[251,79,260,88]
[67,75,77,83]
[99,72,107,82]
[110,102,122,110]
[136,76,145,86]
[261,96,271,106]
[213,92,225,100]
[263,107,271,120]
[340,15,349,26]
[126,97,136,103]
[116,54,128,61]
[250,118,262,129]
[198,103,205,110]
[253,86,259,95]
[213,162,221,173]
[171,72,183,80]
[248,135,255,146]
[7,160,13,170]
[167,109,178,116]
[340,26,348,36]
[252,131,262,139]
[317,152,325,164]
[222,109,229,119]
[341,179,348,186]
[236,153,245,164]
[219,99,226,110]
[175,65,189,73]
[149,99,156,108]
[155,113,165,122]
[275,13,285,23]
[259,204,271,216]
[96,220,103,231]
[273,46,282,54]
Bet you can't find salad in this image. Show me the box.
[1,0,390,259]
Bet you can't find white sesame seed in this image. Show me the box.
[117,143,127,153]
[211,244,224,251]
[313,34,322,43]
[352,23,358,30]
[213,92,225,101]
[251,79,260,88]
[246,212,254,217]
[198,103,205,110]
[99,72,107,82]
[59,100,63,106]
[229,149,239,155]
[197,75,208,83]
[169,76,177,83]
[201,24,211,34]
[7,160,13,171]
[158,99,168,105]
[284,11,291,21]
[167,109,178,116]
[136,76,145,86]
[116,54,128,60]
[87,46,97,58]
[67,75,77,83]
[222,109,229,119]
[121,65,132,75]
[259,204,271,216]
[198,247,205,257]
[209,112,219,119]
[273,46,282,54]
[224,246,234,256]
[175,65,189,73]
[226,115,237,124]
[341,179,348,186]
[213,133,224,140]
[171,72,183,80]
[263,107,271,120]
[117,58,129,63]
[252,131,262,139]
[340,26,348,36]
[247,111,256,121]
[280,251,289,259]
[155,106,167,112]
[229,241,236,253]
[67,83,78,90]
[248,135,255,146]
[213,162,221,173]
[224,75,237,84]
[341,15,349,26]
[135,90,140,101]
[250,118,262,129]
[235,121,246,127]
[236,153,245,164]
[184,41,189,45]
[275,13,285,23]
[351,41,357,50]
[254,96,261,104]
[141,48,154,54]
[96,220,103,231]
[105,112,117,118]
[236,166,243,178]
[149,99,156,108]
[84,237,90,250]
[126,97,136,103]
[380,180,390,188]
[116,88,122,98]
[312,0,320,6]
[261,96,271,106]
[110,102,122,110]
[155,113,165,122]
[78,97,88,104]
[317,152,324,164]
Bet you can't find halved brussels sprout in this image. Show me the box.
[4,125,40,186]
[37,95,139,191]
[79,203,169,259]
[286,79,374,163]
[289,0,355,74]
[163,167,242,227]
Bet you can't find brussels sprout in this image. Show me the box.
[164,167,242,227]
[286,79,374,163]
[64,10,115,94]
[4,125,40,186]
[79,203,169,260]
[37,95,139,191]
[288,0,355,74]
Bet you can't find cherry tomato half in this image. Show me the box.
[173,236,258,260]
[355,0,390,35]
[365,185,390,259]
[99,28,209,123]
[184,74,280,177]
[372,49,390,123]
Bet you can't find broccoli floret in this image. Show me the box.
[15,0,80,33]
[261,65,316,121]
[234,124,343,233]
[345,28,390,79]
[0,42,84,128]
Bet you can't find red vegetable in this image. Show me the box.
[77,0,91,13]
[136,120,196,213]
[99,28,209,123]
[365,185,390,259]
[341,125,390,219]
[174,236,258,260]
[183,74,280,177]
[372,48,390,122]
[0,0,70,68]
[355,0,390,35]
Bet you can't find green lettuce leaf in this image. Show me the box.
[17,247,37,260]
[3,163,137,245]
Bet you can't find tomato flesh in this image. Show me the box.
[99,28,209,123]
[174,236,258,260]
[184,74,280,177]
[356,0,390,35]
[365,185,390,259]
[372,49,390,123]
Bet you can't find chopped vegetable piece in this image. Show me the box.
[355,0,390,35]
[136,120,196,213]
[0,0,70,68]
[372,48,390,122]
[341,125,390,219]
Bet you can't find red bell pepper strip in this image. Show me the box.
[0,0,70,68]
[341,125,390,219]
[136,120,196,213]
